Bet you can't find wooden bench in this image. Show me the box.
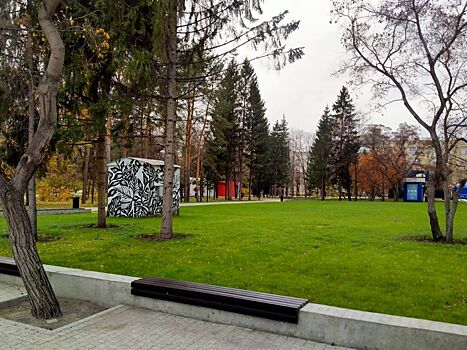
[131,277,308,323]
[0,257,20,277]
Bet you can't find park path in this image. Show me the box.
[180,198,281,206]
[0,290,352,350]
[84,198,282,211]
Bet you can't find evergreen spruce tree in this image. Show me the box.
[306,106,333,200]
[245,70,269,199]
[205,60,240,200]
[330,87,360,201]
[237,59,255,199]
[269,116,290,196]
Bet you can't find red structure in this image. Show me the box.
[218,180,235,198]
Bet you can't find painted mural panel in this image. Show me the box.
[107,158,180,218]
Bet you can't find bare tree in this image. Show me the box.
[0,0,64,318]
[334,0,467,242]
[362,123,422,201]
[289,129,314,196]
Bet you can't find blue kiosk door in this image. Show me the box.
[404,183,423,202]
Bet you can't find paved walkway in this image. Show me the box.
[0,285,351,350]
[180,198,281,207]
[84,198,282,212]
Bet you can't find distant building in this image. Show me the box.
[407,139,467,185]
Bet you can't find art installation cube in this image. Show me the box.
[107,157,180,217]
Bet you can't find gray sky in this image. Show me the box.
[242,1,412,133]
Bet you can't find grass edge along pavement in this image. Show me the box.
[0,200,465,325]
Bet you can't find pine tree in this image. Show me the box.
[306,106,333,200]
[330,86,360,201]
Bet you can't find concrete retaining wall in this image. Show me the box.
[1,263,465,350]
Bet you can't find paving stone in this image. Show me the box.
[0,302,352,350]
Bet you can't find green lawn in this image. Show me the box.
[0,200,466,325]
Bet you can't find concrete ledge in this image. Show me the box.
[297,303,467,350]
[1,263,465,350]
[132,294,297,336]
[0,209,91,216]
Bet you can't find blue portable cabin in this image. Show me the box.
[403,177,425,202]
[453,183,467,199]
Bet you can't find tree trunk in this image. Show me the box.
[160,0,178,239]
[0,0,64,320]
[90,148,96,204]
[120,116,129,158]
[97,133,107,228]
[91,153,96,204]
[394,183,400,202]
[426,177,443,241]
[26,22,37,240]
[105,115,112,163]
[195,141,203,203]
[320,173,326,200]
[226,171,232,200]
[446,179,466,243]
[199,165,204,202]
[381,179,385,202]
[238,153,244,200]
[248,165,252,201]
[81,146,91,204]
[1,183,61,319]
[353,163,358,201]
[338,178,342,201]
[183,98,193,203]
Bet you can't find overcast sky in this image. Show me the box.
[241,1,412,134]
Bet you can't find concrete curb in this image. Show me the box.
[1,264,465,350]
[0,209,91,216]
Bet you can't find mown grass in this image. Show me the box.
[0,200,465,325]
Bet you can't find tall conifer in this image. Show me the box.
[306,106,333,199]
[330,86,360,201]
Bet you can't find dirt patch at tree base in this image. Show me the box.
[0,298,106,330]
[134,233,191,242]
[400,235,466,245]
[0,234,62,242]
[76,224,120,229]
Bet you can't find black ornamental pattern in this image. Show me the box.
[107,158,180,217]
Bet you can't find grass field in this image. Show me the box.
[0,200,466,325]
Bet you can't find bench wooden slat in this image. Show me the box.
[131,277,308,323]
[0,257,20,277]
[138,277,306,306]
[134,281,299,309]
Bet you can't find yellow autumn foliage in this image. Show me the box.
[37,154,82,202]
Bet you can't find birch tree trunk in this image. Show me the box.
[160,0,178,239]
[0,0,64,319]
